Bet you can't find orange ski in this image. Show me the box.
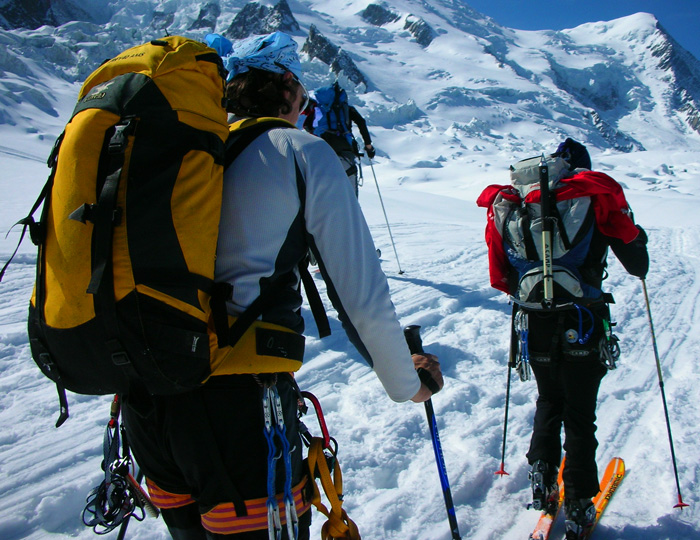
[582,457,625,539]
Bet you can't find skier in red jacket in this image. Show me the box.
[477,139,648,539]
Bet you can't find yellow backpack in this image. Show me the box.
[11,37,313,426]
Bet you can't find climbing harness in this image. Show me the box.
[572,302,621,369]
[82,395,159,534]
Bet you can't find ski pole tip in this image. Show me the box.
[494,464,509,477]
[673,496,689,509]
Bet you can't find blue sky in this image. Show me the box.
[465,0,700,62]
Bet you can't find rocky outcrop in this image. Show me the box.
[361,4,400,26]
[188,1,221,31]
[651,22,700,135]
[404,15,436,47]
[225,0,300,40]
[587,110,645,152]
[301,25,367,87]
[0,0,96,30]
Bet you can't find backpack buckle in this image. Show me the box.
[109,119,137,154]
[47,132,65,168]
[111,351,131,366]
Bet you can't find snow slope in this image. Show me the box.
[1,2,699,539]
[2,110,699,540]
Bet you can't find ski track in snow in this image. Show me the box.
[0,145,45,163]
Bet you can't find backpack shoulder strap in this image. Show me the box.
[225,118,295,168]
[216,118,331,347]
[299,262,331,338]
[518,205,540,261]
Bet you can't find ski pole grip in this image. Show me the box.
[404,324,424,354]
[404,325,441,394]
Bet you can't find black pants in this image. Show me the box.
[526,357,607,498]
[122,374,311,538]
[336,151,359,197]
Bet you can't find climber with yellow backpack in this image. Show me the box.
[0,30,444,539]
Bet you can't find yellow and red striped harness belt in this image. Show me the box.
[146,476,311,535]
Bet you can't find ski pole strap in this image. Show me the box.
[306,438,361,540]
[418,368,441,394]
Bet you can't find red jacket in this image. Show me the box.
[476,171,640,294]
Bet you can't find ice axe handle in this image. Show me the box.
[404,325,441,394]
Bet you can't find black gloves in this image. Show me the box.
[631,225,650,279]
[364,144,375,159]
[609,225,649,279]
[634,224,648,245]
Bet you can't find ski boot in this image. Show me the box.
[563,497,596,539]
[529,460,559,512]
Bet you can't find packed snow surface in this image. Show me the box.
[1,1,699,539]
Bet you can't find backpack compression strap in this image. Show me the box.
[0,132,65,283]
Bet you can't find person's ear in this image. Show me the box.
[282,71,294,83]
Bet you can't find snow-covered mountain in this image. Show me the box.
[1,2,700,540]
[2,0,700,158]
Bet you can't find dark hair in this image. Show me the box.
[225,68,298,118]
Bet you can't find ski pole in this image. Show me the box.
[495,365,511,477]
[495,304,519,476]
[641,279,689,509]
[369,159,404,274]
[403,325,462,540]
[356,152,364,187]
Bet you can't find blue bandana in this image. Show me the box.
[220,31,303,82]
[205,33,233,57]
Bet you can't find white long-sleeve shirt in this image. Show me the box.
[215,124,420,402]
